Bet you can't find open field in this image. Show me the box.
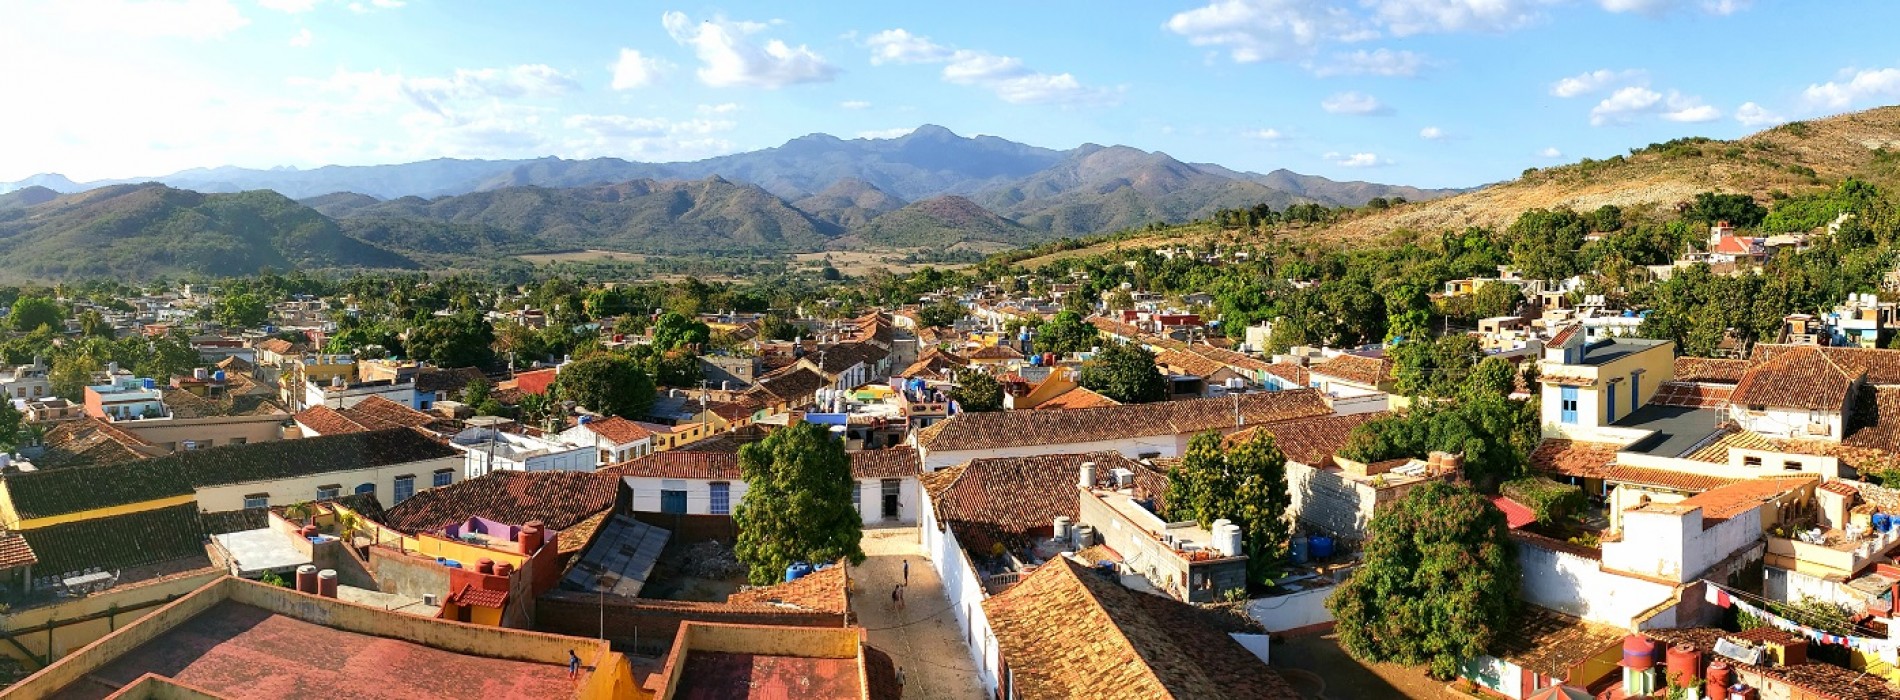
[516,249,652,265]
[794,250,979,275]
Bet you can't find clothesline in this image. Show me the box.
[1703,584,1895,655]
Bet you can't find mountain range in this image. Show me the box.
[0,125,1465,280]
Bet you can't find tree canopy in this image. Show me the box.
[553,353,656,419]
[1034,310,1100,358]
[405,312,496,368]
[1327,481,1520,678]
[949,370,1004,412]
[1164,430,1292,587]
[215,292,270,328]
[651,311,711,352]
[8,295,61,333]
[733,422,866,585]
[1077,342,1166,404]
[1339,393,1538,492]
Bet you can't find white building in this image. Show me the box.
[556,416,655,466]
[607,448,922,526]
[450,420,593,477]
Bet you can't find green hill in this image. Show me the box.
[842,195,1040,249]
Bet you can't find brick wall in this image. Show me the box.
[534,591,844,655]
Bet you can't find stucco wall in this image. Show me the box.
[1517,540,1675,629]
[0,569,223,667]
[920,489,1001,695]
[118,414,286,451]
[1244,583,1337,633]
[193,455,463,512]
[853,476,919,526]
[367,546,451,601]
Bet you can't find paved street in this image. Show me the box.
[1270,632,1449,699]
[851,526,988,700]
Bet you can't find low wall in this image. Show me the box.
[534,592,845,656]
[1245,583,1338,634]
[0,568,223,668]
[1518,539,1676,629]
[366,546,450,601]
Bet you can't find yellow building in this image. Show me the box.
[1537,327,1676,439]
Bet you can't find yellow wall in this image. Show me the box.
[191,455,461,513]
[0,568,223,669]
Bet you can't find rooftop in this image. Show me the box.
[654,622,895,700]
[1731,345,1857,412]
[922,452,1163,553]
[380,470,616,534]
[561,515,670,598]
[916,390,1332,452]
[1489,606,1625,679]
[1572,337,1671,367]
[1613,404,1725,458]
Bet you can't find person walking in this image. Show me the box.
[891,584,901,611]
[568,649,581,679]
[902,559,910,585]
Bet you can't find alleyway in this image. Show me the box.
[851,526,987,700]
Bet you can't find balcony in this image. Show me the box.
[1766,527,1900,579]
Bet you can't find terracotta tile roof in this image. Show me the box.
[254,338,299,355]
[0,530,38,570]
[415,366,486,394]
[968,344,1024,361]
[604,448,919,480]
[1488,606,1626,679]
[1673,357,1751,384]
[983,557,1299,700]
[379,470,616,534]
[20,503,210,574]
[1086,316,1141,339]
[1647,628,1900,700]
[899,350,968,379]
[1490,496,1538,530]
[1732,345,1857,412]
[294,405,365,435]
[33,417,153,469]
[725,562,848,614]
[1308,354,1391,387]
[556,508,610,557]
[1775,439,1900,476]
[1034,386,1120,410]
[160,382,286,419]
[1226,412,1382,468]
[1648,381,1734,408]
[344,395,436,429]
[746,366,827,405]
[1156,349,1229,378]
[446,583,509,609]
[923,452,1159,553]
[1844,386,1900,452]
[509,368,558,396]
[1600,464,1741,492]
[1528,439,1621,479]
[581,416,653,445]
[1674,476,1815,525]
[916,390,1332,452]
[1261,362,1310,387]
[1684,427,1779,463]
[1752,344,1900,386]
[214,356,254,373]
[1549,325,1582,347]
[1183,344,1274,373]
[1819,480,1860,496]
[849,448,921,478]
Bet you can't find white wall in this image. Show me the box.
[1517,540,1676,629]
[1731,406,1846,443]
[1602,507,1761,583]
[1764,565,1868,611]
[853,476,919,526]
[919,489,1001,694]
[624,476,750,515]
[194,455,462,511]
[1244,583,1337,633]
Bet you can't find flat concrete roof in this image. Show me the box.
[50,601,577,700]
[1615,404,1724,458]
[672,651,861,700]
[210,529,308,576]
[1577,337,1670,366]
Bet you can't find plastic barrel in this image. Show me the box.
[1290,536,1310,564]
[1309,536,1334,560]
[1876,513,1893,533]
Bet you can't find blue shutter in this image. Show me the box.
[1605,383,1617,423]
[1560,386,1579,424]
[1631,372,1640,414]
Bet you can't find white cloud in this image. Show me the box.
[865,33,1116,106]
[840,100,872,110]
[1309,48,1428,77]
[610,48,669,90]
[1802,68,1900,111]
[260,0,319,12]
[1419,126,1445,140]
[697,103,739,114]
[1164,0,1371,63]
[864,29,951,65]
[1702,0,1751,14]
[1324,151,1387,167]
[54,0,251,40]
[1734,101,1786,128]
[856,128,915,140]
[1589,86,1719,125]
[1321,91,1389,115]
[662,11,838,89]
[563,114,738,161]
[1538,146,1563,158]
[1550,68,1646,98]
[1599,0,1751,15]
[1369,0,1549,36]
[1244,128,1286,140]
[289,28,313,47]
[346,0,403,12]
[398,65,578,115]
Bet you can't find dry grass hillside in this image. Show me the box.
[1015,105,1900,266]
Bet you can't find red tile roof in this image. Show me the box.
[0,530,38,570]
[1752,344,1900,386]
[1261,362,1310,387]
[1732,345,1856,412]
[1034,386,1120,410]
[604,448,919,480]
[1648,381,1734,408]
[510,368,558,396]
[1226,412,1382,468]
[1490,496,1538,530]
[725,563,848,614]
[968,344,1024,361]
[1600,464,1740,492]
[916,390,1332,452]
[581,416,653,445]
[1674,476,1816,525]
[1647,628,1900,700]
[1819,480,1860,496]
[922,452,1159,553]
[33,417,153,469]
[1672,357,1750,384]
[380,471,615,534]
[983,557,1299,700]
[1528,439,1621,479]
[1156,349,1229,378]
[447,583,509,609]
[1309,354,1390,387]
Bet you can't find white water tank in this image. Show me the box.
[1054,516,1072,541]
[1074,524,1097,548]
[1217,523,1244,558]
[1112,467,1134,489]
[1078,462,1097,489]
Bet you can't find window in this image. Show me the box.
[1559,386,1579,424]
[432,469,454,488]
[709,482,731,515]
[1784,461,1803,471]
[243,493,269,510]
[661,479,688,514]
[1631,372,1641,414]
[393,475,415,504]
[228,437,246,446]
[1744,456,1763,468]
[316,485,340,501]
[852,481,862,514]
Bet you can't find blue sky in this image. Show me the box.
[6,1,1900,188]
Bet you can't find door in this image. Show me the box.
[1605,383,1618,423]
[881,479,901,520]
[1559,386,1579,424]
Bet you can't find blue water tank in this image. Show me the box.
[444,560,463,569]
[1876,513,1893,533]
[141,378,156,390]
[1029,354,1042,367]
[1309,536,1335,560]
[1290,535,1310,564]
[212,370,225,382]
[785,562,811,582]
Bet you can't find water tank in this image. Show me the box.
[579,415,592,424]
[477,558,495,575]
[317,569,338,598]
[295,565,318,594]
[1053,516,1073,541]
[1876,512,1893,533]
[1622,635,1659,670]
[1730,685,1758,700]
[1218,524,1244,558]
[1029,354,1042,367]
[212,370,225,382]
[1074,524,1097,548]
[1042,352,1055,366]
[1308,535,1334,560]
[141,378,156,390]
[785,562,812,582]
[1078,462,1097,489]
[495,562,515,577]
[1290,535,1310,564]
[444,560,462,569]
[1665,643,1700,689]
[517,521,544,554]
[1226,377,1245,391]
[1706,662,1733,700]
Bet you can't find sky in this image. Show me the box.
[6,1,1900,188]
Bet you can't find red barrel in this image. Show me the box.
[477,557,495,575]
[316,569,338,598]
[1665,643,1700,688]
[294,565,318,594]
[1706,661,1732,700]
[1621,635,1658,670]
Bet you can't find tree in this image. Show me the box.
[138,332,204,381]
[8,295,61,333]
[0,399,21,450]
[1463,356,1519,399]
[1506,208,1589,281]
[758,314,800,342]
[1686,192,1768,228]
[1471,282,1524,319]
[1327,481,1520,678]
[1077,342,1166,404]
[916,298,965,329]
[733,422,865,585]
[1590,204,1624,233]
[1034,310,1100,358]
[949,371,1004,412]
[215,293,269,329]
[49,354,100,401]
[554,354,655,419]
[1165,431,1291,587]
[1339,394,1536,491]
[651,312,711,352]
[78,310,112,339]
[406,312,496,368]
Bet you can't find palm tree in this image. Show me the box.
[283,501,313,524]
